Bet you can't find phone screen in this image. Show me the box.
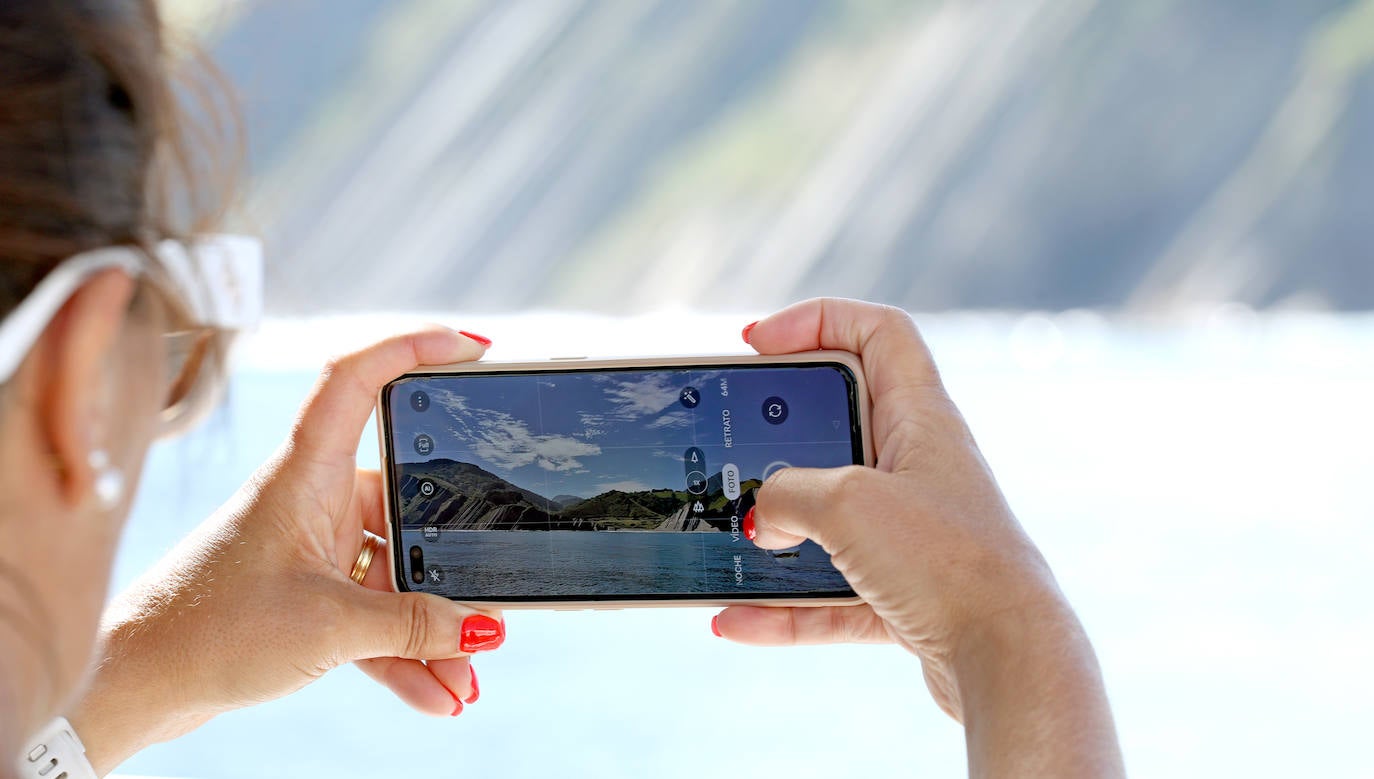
[382,362,862,602]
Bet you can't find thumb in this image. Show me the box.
[751,465,875,555]
[291,327,489,464]
[331,584,504,662]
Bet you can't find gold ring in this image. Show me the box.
[350,530,385,584]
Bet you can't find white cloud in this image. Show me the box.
[645,411,691,430]
[430,388,600,474]
[469,417,600,473]
[598,372,683,420]
[431,388,470,416]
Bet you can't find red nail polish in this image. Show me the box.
[459,330,492,347]
[464,666,480,704]
[451,696,464,717]
[460,614,505,653]
[743,506,757,541]
[741,321,758,344]
[711,615,722,637]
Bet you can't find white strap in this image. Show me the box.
[153,235,264,329]
[0,234,263,385]
[15,716,97,779]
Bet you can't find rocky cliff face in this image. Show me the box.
[398,462,554,530]
[400,459,743,532]
[655,502,709,532]
[401,477,550,530]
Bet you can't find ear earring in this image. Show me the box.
[88,449,125,510]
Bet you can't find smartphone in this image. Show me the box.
[377,352,871,608]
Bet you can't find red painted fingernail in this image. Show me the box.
[743,507,757,541]
[711,615,722,637]
[450,696,464,717]
[459,330,492,347]
[741,321,758,344]
[460,614,505,652]
[464,666,480,704]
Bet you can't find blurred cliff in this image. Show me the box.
[191,0,1374,313]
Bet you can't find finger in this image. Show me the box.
[752,465,875,557]
[350,470,397,592]
[744,298,945,458]
[745,298,939,393]
[355,657,464,717]
[429,657,478,704]
[360,533,394,592]
[333,583,505,661]
[712,604,891,646]
[338,467,398,588]
[292,326,489,462]
[356,469,388,537]
[742,501,808,551]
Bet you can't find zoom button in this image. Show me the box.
[686,471,708,495]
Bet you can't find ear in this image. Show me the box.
[36,269,137,508]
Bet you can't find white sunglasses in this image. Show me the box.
[0,234,263,435]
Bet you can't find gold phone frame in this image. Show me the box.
[376,351,872,610]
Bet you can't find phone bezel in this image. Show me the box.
[376,351,872,609]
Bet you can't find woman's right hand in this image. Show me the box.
[714,298,1124,777]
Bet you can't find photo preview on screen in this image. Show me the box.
[383,362,865,602]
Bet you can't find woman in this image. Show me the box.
[0,3,1123,777]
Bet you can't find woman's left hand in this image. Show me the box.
[68,327,503,775]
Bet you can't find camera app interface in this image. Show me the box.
[387,364,859,600]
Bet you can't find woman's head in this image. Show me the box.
[0,0,236,729]
[2,0,170,273]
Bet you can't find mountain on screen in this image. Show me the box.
[399,459,757,532]
[549,494,586,510]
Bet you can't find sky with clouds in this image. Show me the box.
[387,365,857,501]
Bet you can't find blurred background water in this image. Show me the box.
[107,0,1374,776]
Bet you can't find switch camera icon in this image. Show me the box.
[761,396,789,425]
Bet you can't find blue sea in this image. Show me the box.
[108,312,1374,778]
